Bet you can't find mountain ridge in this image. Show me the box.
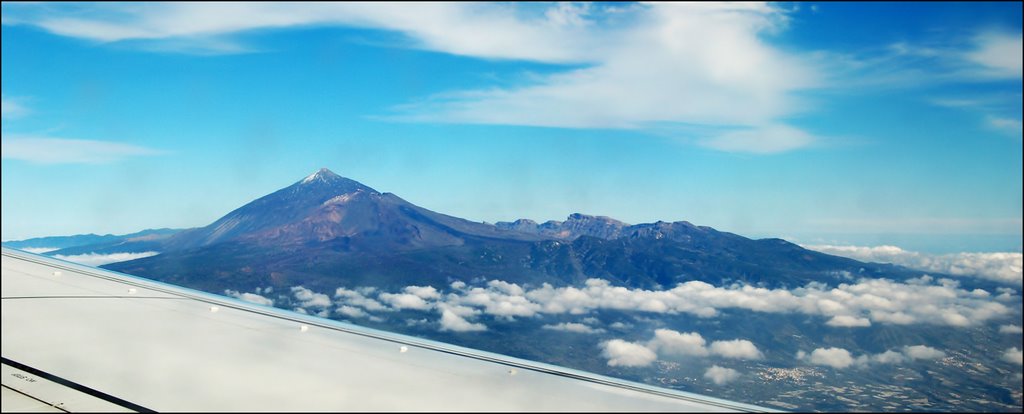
[101,168,930,295]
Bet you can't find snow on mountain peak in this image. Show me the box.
[301,168,340,184]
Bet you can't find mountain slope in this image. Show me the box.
[104,168,926,295]
[3,228,181,255]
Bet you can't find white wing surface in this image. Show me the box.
[1,247,774,412]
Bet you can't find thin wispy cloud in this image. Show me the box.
[1,2,821,154]
[985,116,1024,136]
[964,32,1024,79]
[6,3,1015,155]
[1,136,165,164]
[1,95,30,119]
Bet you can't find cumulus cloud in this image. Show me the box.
[290,286,332,308]
[370,276,1010,330]
[601,339,658,367]
[2,136,165,164]
[826,315,872,328]
[224,290,274,306]
[52,251,159,266]
[335,305,369,319]
[704,365,740,385]
[334,287,388,312]
[404,285,441,300]
[709,339,764,360]
[805,244,1023,285]
[802,347,856,369]
[378,292,433,311]
[901,345,946,361]
[871,350,907,365]
[647,329,709,357]
[542,322,605,334]
[999,324,1023,334]
[801,345,946,369]
[438,308,486,332]
[448,282,541,318]
[1003,347,1023,365]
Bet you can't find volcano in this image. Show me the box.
[105,168,920,294]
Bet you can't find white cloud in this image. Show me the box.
[805,244,1023,285]
[438,308,486,332]
[379,292,434,311]
[965,32,1023,79]
[52,251,159,266]
[542,322,605,334]
[700,124,815,155]
[826,315,872,328]
[1003,347,1023,365]
[902,345,946,360]
[871,350,907,365]
[600,339,657,367]
[1,136,164,164]
[999,324,1023,334]
[3,2,821,154]
[336,305,369,319]
[397,3,819,154]
[448,281,541,318]
[803,347,855,369]
[290,286,331,308]
[1,95,29,119]
[704,365,740,385]
[709,339,764,360]
[334,287,388,312]
[403,285,441,300]
[224,290,274,306]
[986,116,1023,136]
[377,275,1012,331]
[18,247,58,254]
[647,329,709,357]
[802,345,946,368]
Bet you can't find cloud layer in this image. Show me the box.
[52,251,159,267]
[806,244,1023,285]
[309,274,1016,332]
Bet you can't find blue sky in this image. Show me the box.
[1,2,1021,253]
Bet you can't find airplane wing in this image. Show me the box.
[1,247,774,412]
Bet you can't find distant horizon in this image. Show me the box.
[3,166,1022,254]
[3,3,1021,254]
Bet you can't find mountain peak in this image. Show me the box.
[300,167,342,184]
